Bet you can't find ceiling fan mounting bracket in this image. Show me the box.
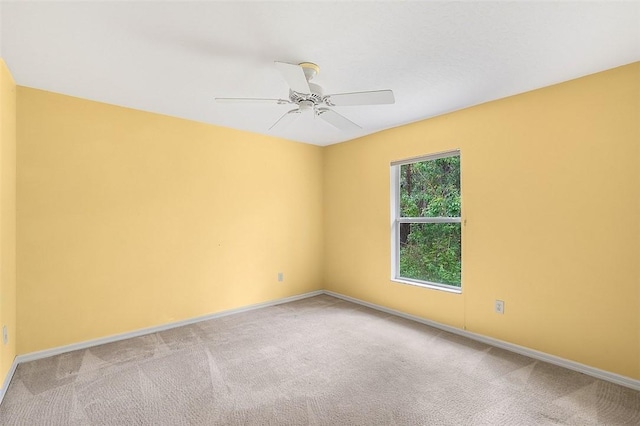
[298,62,319,81]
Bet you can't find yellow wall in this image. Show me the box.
[0,59,17,383]
[16,88,324,354]
[11,62,640,383]
[324,62,640,379]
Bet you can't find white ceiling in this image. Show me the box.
[2,1,639,146]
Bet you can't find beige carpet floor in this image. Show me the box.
[1,294,639,425]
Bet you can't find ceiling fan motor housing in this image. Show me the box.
[290,82,324,106]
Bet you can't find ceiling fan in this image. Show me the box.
[216,61,395,132]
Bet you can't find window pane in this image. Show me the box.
[399,156,460,217]
[399,222,461,286]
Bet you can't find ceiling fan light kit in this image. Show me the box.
[216,61,395,132]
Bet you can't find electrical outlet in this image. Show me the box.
[277,272,284,282]
[2,325,7,345]
[495,300,505,315]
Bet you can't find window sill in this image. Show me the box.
[391,278,462,294]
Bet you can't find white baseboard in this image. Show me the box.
[0,290,322,405]
[0,358,19,405]
[323,290,640,391]
[4,287,638,407]
[15,290,323,365]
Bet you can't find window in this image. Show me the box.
[391,150,461,292]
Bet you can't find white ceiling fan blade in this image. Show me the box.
[274,61,311,94]
[215,97,291,105]
[324,90,395,106]
[269,108,302,131]
[317,108,362,132]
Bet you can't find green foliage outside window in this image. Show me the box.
[399,156,461,287]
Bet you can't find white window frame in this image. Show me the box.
[390,150,462,293]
